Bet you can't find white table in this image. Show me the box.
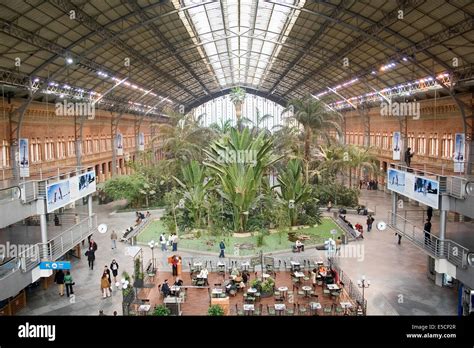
[294,271,305,278]
[263,273,271,279]
[138,304,151,315]
[340,302,352,309]
[274,303,286,315]
[278,286,288,298]
[327,284,340,290]
[170,285,181,294]
[241,261,250,270]
[247,287,257,294]
[310,302,322,310]
[193,262,203,271]
[217,261,225,266]
[290,261,300,266]
[302,285,312,297]
[243,304,254,311]
[212,288,223,295]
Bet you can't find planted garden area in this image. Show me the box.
[103,93,380,254]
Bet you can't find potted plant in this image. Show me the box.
[153,305,171,316]
[260,277,275,297]
[208,305,225,316]
[133,258,144,288]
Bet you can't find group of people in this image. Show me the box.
[100,260,120,298]
[225,268,250,295]
[159,233,179,252]
[53,270,74,297]
[160,277,184,297]
[359,179,378,190]
[135,211,151,225]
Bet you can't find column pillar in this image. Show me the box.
[40,213,49,259]
[391,192,398,226]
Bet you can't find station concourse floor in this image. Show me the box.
[16,189,460,316]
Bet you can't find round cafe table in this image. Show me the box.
[278,286,288,298]
[302,285,312,297]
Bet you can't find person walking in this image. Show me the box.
[423,219,432,246]
[104,265,112,292]
[405,147,414,167]
[160,233,167,252]
[54,270,65,296]
[395,233,402,245]
[64,271,74,297]
[427,207,433,222]
[85,247,95,270]
[89,239,98,252]
[101,273,111,298]
[110,260,119,283]
[110,230,118,250]
[172,234,178,252]
[327,201,332,212]
[219,240,226,258]
[366,215,374,232]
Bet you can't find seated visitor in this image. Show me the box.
[161,279,171,297]
[174,277,183,286]
[230,267,240,277]
[242,271,249,284]
[198,268,209,285]
[145,211,151,218]
[295,239,304,252]
[311,268,317,285]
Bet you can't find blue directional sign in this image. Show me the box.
[39,261,71,270]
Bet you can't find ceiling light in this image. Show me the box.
[66,57,73,64]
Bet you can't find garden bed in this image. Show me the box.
[137,217,343,256]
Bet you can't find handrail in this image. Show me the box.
[388,211,470,269]
[0,214,98,277]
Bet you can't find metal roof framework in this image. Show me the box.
[0,0,472,114]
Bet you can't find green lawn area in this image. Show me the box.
[137,217,343,256]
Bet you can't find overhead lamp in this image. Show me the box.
[66,57,73,64]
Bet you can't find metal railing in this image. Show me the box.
[9,214,98,274]
[388,211,470,269]
[332,263,367,315]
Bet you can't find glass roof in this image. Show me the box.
[176,0,305,89]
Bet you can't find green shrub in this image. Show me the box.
[153,305,171,316]
[208,305,225,316]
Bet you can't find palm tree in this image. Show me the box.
[242,108,273,134]
[274,159,311,226]
[209,119,233,135]
[347,145,378,188]
[173,160,212,228]
[151,109,212,167]
[229,87,246,126]
[285,95,343,182]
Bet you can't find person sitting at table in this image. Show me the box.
[230,267,240,277]
[238,281,246,290]
[242,271,249,284]
[198,268,209,285]
[174,277,183,286]
[318,265,327,277]
[161,279,171,297]
[311,268,317,286]
[295,239,304,252]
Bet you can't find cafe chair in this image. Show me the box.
[323,306,333,315]
[284,261,292,272]
[323,288,331,297]
[286,303,296,316]
[297,289,305,297]
[335,306,344,316]
[298,303,307,316]
[267,305,276,316]
[254,292,261,301]
[254,304,263,316]
[274,291,282,300]
[235,304,244,316]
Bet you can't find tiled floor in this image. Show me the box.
[135,271,356,316]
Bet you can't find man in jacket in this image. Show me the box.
[111,230,118,249]
[54,270,65,296]
[85,247,95,270]
[219,240,226,258]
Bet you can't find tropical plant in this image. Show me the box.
[173,161,212,228]
[242,108,273,134]
[260,277,275,294]
[153,305,171,316]
[347,145,379,188]
[203,128,282,232]
[207,305,225,316]
[151,109,212,166]
[229,87,246,125]
[104,174,150,208]
[285,95,343,182]
[274,159,312,226]
[209,119,233,135]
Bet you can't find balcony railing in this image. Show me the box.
[388,211,470,269]
[0,214,97,278]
